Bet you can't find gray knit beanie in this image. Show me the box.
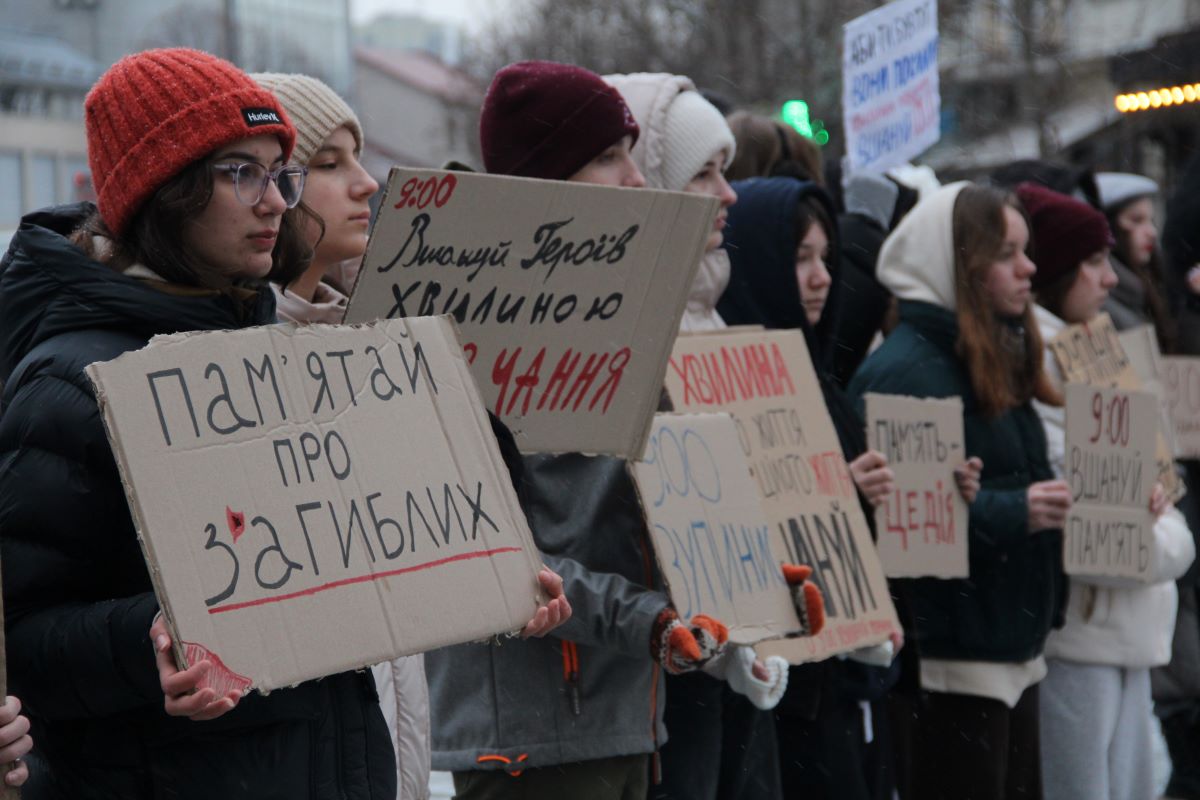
[252,72,364,165]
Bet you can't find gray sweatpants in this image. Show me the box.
[1039,658,1153,800]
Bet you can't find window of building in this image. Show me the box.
[0,152,22,228]
[31,154,57,210]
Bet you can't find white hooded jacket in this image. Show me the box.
[1033,303,1194,668]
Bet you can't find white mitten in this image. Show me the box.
[703,645,789,710]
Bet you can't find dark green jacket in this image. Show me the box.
[848,300,1066,662]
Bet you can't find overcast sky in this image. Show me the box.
[349,0,515,33]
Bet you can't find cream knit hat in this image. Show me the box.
[604,73,736,192]
[252,73,364,165]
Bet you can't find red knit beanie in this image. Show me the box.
[479,60,639,180]
[85,48,296,237]
[1016,182,1114,290]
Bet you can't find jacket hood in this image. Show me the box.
[717,177,842,368]
[603,72,735,192]
[0,203,276,382]
[877,181,968,310]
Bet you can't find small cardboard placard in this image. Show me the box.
[630,413,803,645]
[86,316,543,693]
[1063,384,1158,580]
[664,329,900,663]
[1050,313,1182,501]
[344,168,718,458]
[1120,325,1185,460]
[865,394,968,578]
[1161,356,1200,459]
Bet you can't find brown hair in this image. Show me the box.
[795,196,834,252]
[1108,200,1177,352]
[953,184,1058,417]
[726,112,824,185]
[72,159,312,289]
[1032,265,1081,322]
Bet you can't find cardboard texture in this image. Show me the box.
[344,168,718,458]
[865,394,968,578]
[630,413,804,645]
[842,0,940,174]
[1049,313,1182,501]
[1120,325,1185,459]
[86,316,543,694]
[1063,384,1158,581]
[664,329,900,663]
[1161,356,1200,459]
[0,556,16,800]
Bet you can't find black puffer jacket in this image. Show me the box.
[0,205,395,800]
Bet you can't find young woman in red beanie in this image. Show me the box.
[1018,182,1195,800]
[0,48,397,799]
[254,71,573,800]
[848,183,1069,800]
[426,61,698,800]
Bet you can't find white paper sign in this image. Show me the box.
[842,0,940,174]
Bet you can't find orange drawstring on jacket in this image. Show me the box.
[476,753,529,777]
[562,640,581,715]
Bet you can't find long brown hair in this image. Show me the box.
[953,184,1058,417]
[72,159,313,289]
[726,111,824,185]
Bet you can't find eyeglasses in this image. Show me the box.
[210,162,308,208]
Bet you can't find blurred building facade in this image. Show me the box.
[0,26,96,231]
[929,0,1200,184]
[354,46,483,182]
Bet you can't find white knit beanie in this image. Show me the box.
[252,73,364,165]
[604,73,735,192]
[660,89,736,192]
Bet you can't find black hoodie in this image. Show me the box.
[0,205,394,800]
[717,179,911,716]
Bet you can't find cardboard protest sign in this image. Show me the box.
[1048,313,1136,386]
[1049,313,1182,501]
[630,413,803,645]
[344,168,718,458]
[842,0,940,174]
[865,394,968,578]
[1161,356,1200,459]
[86,317,543,694]
[1120,325,1184,459]
[1063,384,1158,580]
[0,558,17,800]
[664,329,900,663]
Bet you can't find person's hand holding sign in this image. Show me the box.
[520,567,573,638]
[1028,480,1072,532]
[151,613,241,722]
[849,450,895,507]
[0,696,32,787]
[954,457,984,504]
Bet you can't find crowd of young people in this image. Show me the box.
[0,46,1196,800]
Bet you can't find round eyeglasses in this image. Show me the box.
[210,162,308,208]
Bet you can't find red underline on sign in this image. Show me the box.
[206,547,524,614]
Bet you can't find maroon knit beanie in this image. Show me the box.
[85,48,296,237]
[479,60,640,180]
[1016,182,1114,290]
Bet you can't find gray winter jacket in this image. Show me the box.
[426,453,670,772]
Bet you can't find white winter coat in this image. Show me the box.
[372,656,432,798]
[1033,304,1195,668]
